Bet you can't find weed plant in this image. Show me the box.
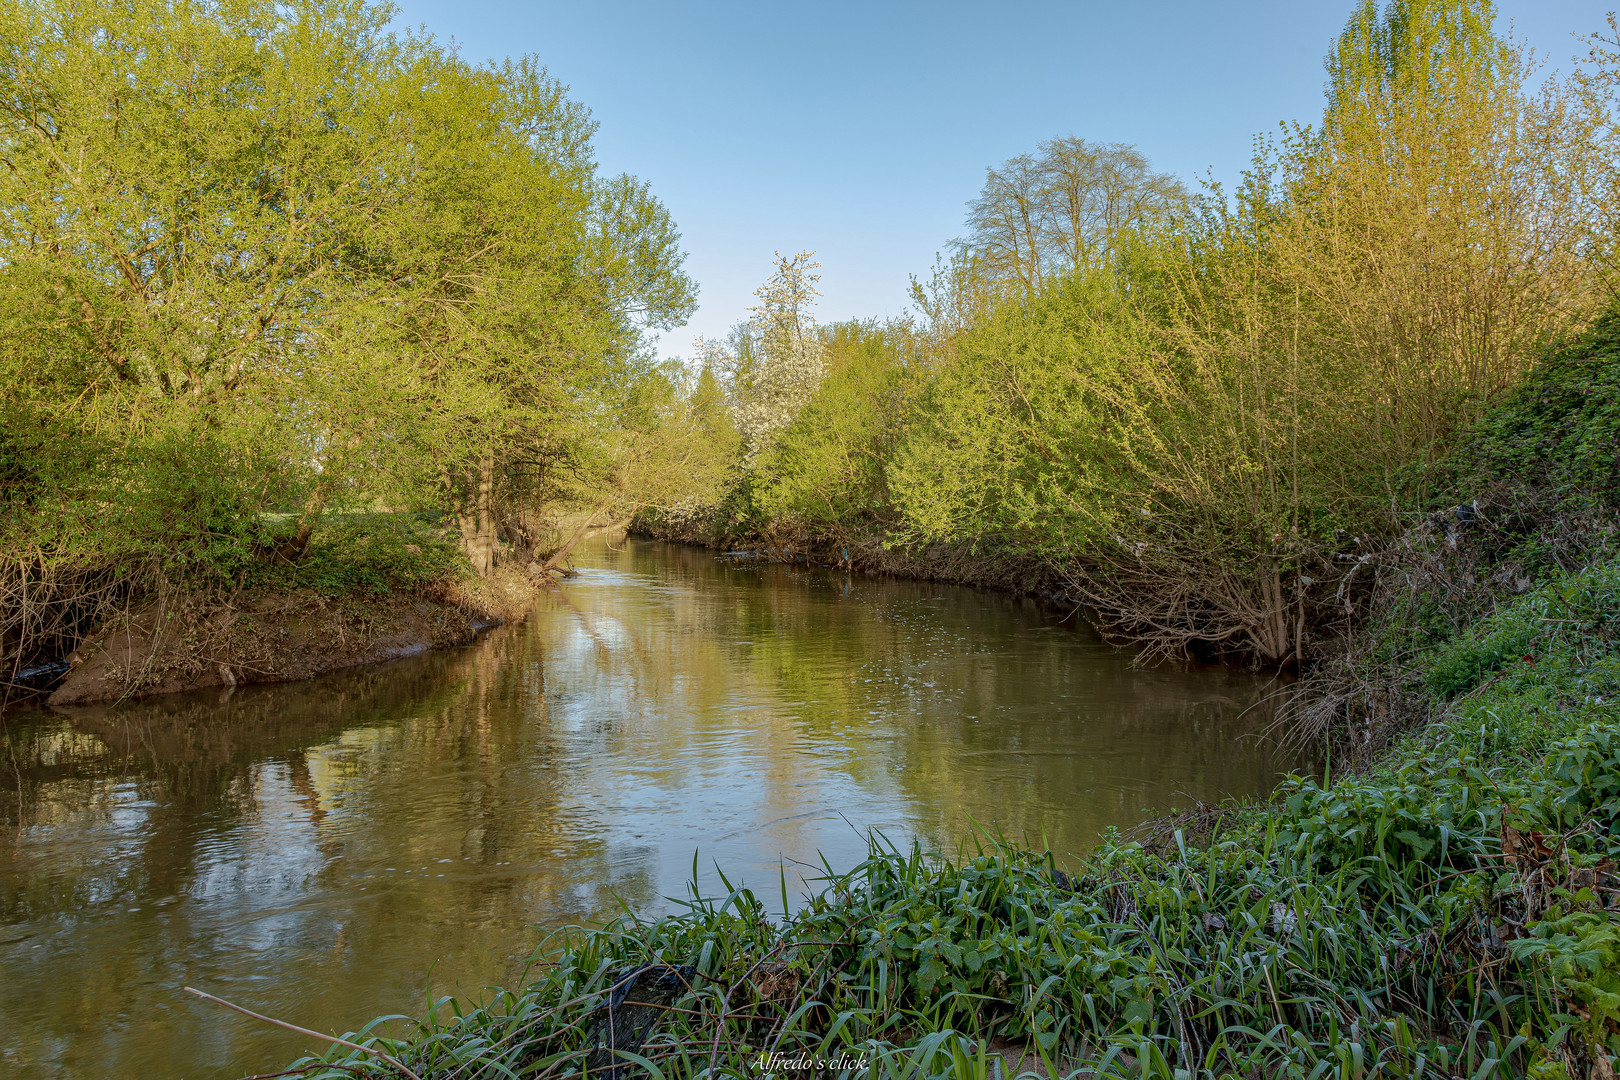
[282,563,1619,1079]
[1451,316,1620,509]
[244,514,468,598]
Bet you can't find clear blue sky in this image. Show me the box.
[390,0,1609,360]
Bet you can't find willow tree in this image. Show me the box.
[333,51,696,575]
[1066,0,1612,663]
[745,319,919,535]
[0,0,413,526]
[1291,0,1602,451]
[0,0,698,685]
[0,0,409,397]
[0,0,433,677]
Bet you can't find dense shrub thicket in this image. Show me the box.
[1281,314,1620,762]
[293,267,1620,1080]
[663,0,1620,669]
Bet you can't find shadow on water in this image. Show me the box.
[0,538,1303,1079]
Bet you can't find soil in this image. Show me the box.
[48,568,538,707]
[635,517,1074,604]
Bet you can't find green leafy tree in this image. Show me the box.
[0,0,699,675]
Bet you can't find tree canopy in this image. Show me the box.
[0,0,698,578]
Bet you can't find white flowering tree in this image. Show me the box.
[721,251,826,462]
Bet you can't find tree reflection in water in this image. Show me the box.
[0,538,1297,1079]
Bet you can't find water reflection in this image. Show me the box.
[0,539,1295,1079]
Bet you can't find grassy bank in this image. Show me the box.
[28,513,538,706]
[278,341,1620,1077]
[278,561,1619,1078]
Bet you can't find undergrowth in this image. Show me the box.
[277,563,1619,1079]
[1452,315,1620,508]
[245,514,468,597]
[1286,315,1620,761]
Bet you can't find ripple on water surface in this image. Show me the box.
[0,537,1299,1080]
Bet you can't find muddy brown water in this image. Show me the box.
[1,539,1302,1079]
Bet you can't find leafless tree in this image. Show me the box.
[959,138,1185,289]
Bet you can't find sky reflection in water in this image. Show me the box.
[0,539,1296,1079]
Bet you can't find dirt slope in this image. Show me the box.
[49,577,529,706]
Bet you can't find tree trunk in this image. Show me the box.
[540,502,621,574]
[1253,561,1289,667]
[440,466,478,558]
[470,452,495,577]
[274,483,330,563]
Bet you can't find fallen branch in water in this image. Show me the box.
[237,1065,369,1080]
[184,987,422,1080]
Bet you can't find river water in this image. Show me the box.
[1,539,1298,1079]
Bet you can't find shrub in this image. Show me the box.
[247,514,467,597]
[289,558,1620,1079]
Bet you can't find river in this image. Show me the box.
[0,538,1299,1078]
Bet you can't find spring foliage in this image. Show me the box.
[0,0,713,670]
[695,251,827,465]
[678,0,1619,667]
[300,270,1620,1078]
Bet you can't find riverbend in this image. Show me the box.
[0,539,1295,1079]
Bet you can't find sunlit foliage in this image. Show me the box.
[684,0,1619,668]
[0,0,707,670]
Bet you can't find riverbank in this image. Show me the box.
[4,528,1292,1079]
[284,554,1620,1078]
[36,514,540,707]
[45,573,528,706]
[277,326,1620,1077]
[635,515,1073,606]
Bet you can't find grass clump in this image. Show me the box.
[246,514,468,598]
[282,562,1619,1079]
[1422,562,1620,710]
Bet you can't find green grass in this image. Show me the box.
[1454,314,1620,507]
[278,559,1619,1079]
[246,513,469,597]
